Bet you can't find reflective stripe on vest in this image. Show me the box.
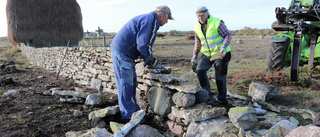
[194,16,231,57]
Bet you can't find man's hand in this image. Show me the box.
[220,44,226,52]
[191,58,197,73]
[191,58,197,66]
[147,57,158,68]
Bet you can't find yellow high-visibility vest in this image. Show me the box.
[194,16,231,57]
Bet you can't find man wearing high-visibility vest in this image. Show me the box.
[191,6,232,106]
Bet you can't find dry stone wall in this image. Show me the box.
[20,44,117,94]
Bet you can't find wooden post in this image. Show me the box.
[103,36,106,47]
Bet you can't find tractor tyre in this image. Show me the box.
[266,38,290,71]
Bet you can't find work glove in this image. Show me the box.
[220,44,226,52]
[147,57,158,68]
[191,55,197,73]
[192,63,197,73]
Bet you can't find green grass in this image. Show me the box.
[0,43,31,68]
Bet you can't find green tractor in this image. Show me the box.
[267,0,320,81]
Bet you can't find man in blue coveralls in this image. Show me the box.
[110,5,174,122]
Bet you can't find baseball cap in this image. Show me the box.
[196,6,208,14]
[156,5,174,20]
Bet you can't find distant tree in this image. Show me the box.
[156,33,165,39]
[168,30,179,36]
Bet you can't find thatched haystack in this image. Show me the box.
[6,0,84,47]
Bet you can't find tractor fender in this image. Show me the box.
[269,36,290,43]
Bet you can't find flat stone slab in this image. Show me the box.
[88,105,120,120]
[165,82,200,94]
[168,104,226,125]
[49,88,91,99]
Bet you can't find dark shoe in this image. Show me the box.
[210,99,229,106]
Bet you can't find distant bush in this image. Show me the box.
[183,35,195,40]
[168,30,179,36]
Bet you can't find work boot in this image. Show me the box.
[210,98,229,106]
[207,92,214,104]
[210,51,226,61]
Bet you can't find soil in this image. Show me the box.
[0,57,173,136]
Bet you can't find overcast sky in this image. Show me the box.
[0,0,288,37]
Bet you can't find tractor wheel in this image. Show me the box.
[266,38,290,71]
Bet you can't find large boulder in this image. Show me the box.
[248,81,279,102]
[168,104,226,125]
[172,92,196,107]
[285,125,320,137]
[228,107,258,130]
[186,116,238,136]
[147,87,174,116]
[262,120,297,137]
[127,125,164,137]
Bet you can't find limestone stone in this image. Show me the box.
[165,81,200,94]
[285,125,320,137]
[248,81,279,102]
[166,121,184,135]
[237,39,244,44]
[262,120,297,137]
[186,116,238,136]
[168,104,226,125]
[88,105,120,120]
[172,92,196,107]
[255,108,267,115]
[50,88,91,98]
[228,107,258,130]
[73,110,83,117]
[114,110,146,137]
[258,112,283,129]
[147,87,174,116]
[3,90,19,97]
[110,122,125,134]
[179,71,199,83]
[135,62,147,77]
[86,66,98,74]
[227,90,247,100]
[312,112,320,126]
[144,73,180,84]
[65,127,112,137]
[97,74,111,82]
[90,78,102,91]
[257,100,280,112]
[289,117,299,126]
[127,125,164,137]
[85,94,102,106]
[194,88,209,103]
[137,84,150,92]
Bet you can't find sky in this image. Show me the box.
[0,0,289,37]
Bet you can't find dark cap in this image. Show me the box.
[156,5,174,20]
[196,6,208,14]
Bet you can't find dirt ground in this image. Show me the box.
[0,51,177,137]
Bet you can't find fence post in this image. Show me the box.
[91,38,93,47]
[103,36,106,47]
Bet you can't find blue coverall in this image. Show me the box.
[110,11,160,120]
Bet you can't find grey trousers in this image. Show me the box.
[196,52,231,101]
